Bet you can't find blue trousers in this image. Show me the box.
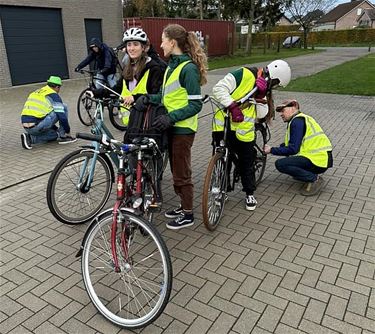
[275,156,328,183]
[24,110,68,144]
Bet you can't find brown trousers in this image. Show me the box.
[169,134,195,211]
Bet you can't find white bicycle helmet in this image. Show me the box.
[122,28,147,43]
[266,60,291,87]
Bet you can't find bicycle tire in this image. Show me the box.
[47,149,113,225]
[77,88,96,126]
[81,209,172,329]
[108,104,127,131]
[202,152,228,231]
[254,124,267,185]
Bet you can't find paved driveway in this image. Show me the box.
[1,48,374,334]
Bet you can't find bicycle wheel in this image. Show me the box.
[108,104,127,131]
[77,88,96,126]
[254,124,267,185]
[202,152,228,231]
[81,209,172,329]
[47,150,113,225]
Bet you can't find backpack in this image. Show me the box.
[123,104,168,152]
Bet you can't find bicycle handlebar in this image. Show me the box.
[76,133,158,153]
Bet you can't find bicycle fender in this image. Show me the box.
[75,207,136,257]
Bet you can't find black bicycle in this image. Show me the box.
[76,69,124,130]
[202,93,270,231]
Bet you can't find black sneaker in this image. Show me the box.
[245,195,257,211]
[21,133,32,150]
[58,135,77,144]
[166,213,194,230]
[164,205,183,218]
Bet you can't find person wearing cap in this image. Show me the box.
[264,99,333,196]
[20,76,76,149]
[212,60,292,211]
[75,37,118,90]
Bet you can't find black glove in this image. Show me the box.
[74,67,81,72]
[133,95,150,112]
[152,114,173,131]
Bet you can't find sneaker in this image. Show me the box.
[58,135,77,144]
[164,205,183,218]
[166,212,194,230]
[300,176,324,196]
[245,195,257,211]
[21,133,32,150]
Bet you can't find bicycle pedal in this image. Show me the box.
[148,203,162,212]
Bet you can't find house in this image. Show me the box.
[276,14,293,26]
[0,1,123,88]
[357,8,375,27]
[313,0,375,31]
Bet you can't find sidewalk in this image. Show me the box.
[1,48,374,334]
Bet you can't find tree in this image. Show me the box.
[123,0,165,17]
[286,0,335,49]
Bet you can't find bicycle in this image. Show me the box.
[76,69,124,130]
[47,95,167,225]
[201,91,270,231]
[75,133,172,329]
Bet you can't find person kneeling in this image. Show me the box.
[20,76,76,149]
[264,99,333,196]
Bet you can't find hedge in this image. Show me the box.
[249,28,375,47]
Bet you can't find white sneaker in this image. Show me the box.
[245,195,257,211]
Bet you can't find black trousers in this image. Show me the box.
[212,131,256,195]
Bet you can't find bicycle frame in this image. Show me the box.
[78,97,119,192]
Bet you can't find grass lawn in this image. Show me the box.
[208,48,321,70]
[283,54,375,96]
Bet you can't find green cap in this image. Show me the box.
[47,76,62,86]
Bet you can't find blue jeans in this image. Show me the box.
[94,73,117,90]
[275,156,328,183]
[25,109,67,144]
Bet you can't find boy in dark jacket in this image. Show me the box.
[75,37,118,89]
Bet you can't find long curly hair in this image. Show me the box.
[163,24,207,86]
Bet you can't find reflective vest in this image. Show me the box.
[120,69,150,126]
[21,85,55,118]
[286,113,332,168]
[162,60,200,132]
[212,67,256,142]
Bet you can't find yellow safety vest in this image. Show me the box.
[120,69,150,126]
[212,68,257,142]
[21,85,55,118]
[285,113,332,168]
[162,60,200,132]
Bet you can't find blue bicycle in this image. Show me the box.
[47,94,119,224]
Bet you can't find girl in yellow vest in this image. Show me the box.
[119,28,165,126]
[150,24,208,230]
[212,60,291,211]
[264,99,333,196]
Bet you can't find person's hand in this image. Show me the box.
[228,102,244,122]
[122,95,134,106]
[74,67,81,72]
[263,144,271,154]
[255,77,268,98]
[152,114,173,131]
[133,95,150,112]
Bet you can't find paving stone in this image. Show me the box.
[280,302,305,328]
[325,295,348,320]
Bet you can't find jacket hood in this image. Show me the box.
[89,37,103,50]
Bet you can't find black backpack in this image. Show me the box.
[123,104,169,152]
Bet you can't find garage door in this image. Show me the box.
[0,5,69,86]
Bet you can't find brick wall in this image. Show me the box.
[0,0,123,88]
[336,2,375,29]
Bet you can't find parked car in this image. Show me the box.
[283,36,301,48]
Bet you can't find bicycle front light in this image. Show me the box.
[133,197,143,209]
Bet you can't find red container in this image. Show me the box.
[123,17,235,57]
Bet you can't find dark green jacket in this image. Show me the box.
[150,54,202,135]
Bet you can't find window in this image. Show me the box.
[357,8,362,15]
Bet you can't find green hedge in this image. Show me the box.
[249,28,375,47]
